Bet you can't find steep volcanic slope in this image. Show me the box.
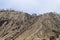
[16,12,60,40]
[0,11,60,40]
[0,10,39,40]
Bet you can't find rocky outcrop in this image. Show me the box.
[0,10,60,40]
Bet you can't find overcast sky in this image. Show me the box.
[0,0,60,14]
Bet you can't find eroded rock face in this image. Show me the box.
[0,10,60,40]
[0,10,39,40]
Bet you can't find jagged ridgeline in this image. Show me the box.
[0,10,60,40]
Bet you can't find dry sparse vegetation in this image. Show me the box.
[0,10,60,40]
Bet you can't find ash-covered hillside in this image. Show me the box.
[0,10,60,40]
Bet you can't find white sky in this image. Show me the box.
[0,0,60,14]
